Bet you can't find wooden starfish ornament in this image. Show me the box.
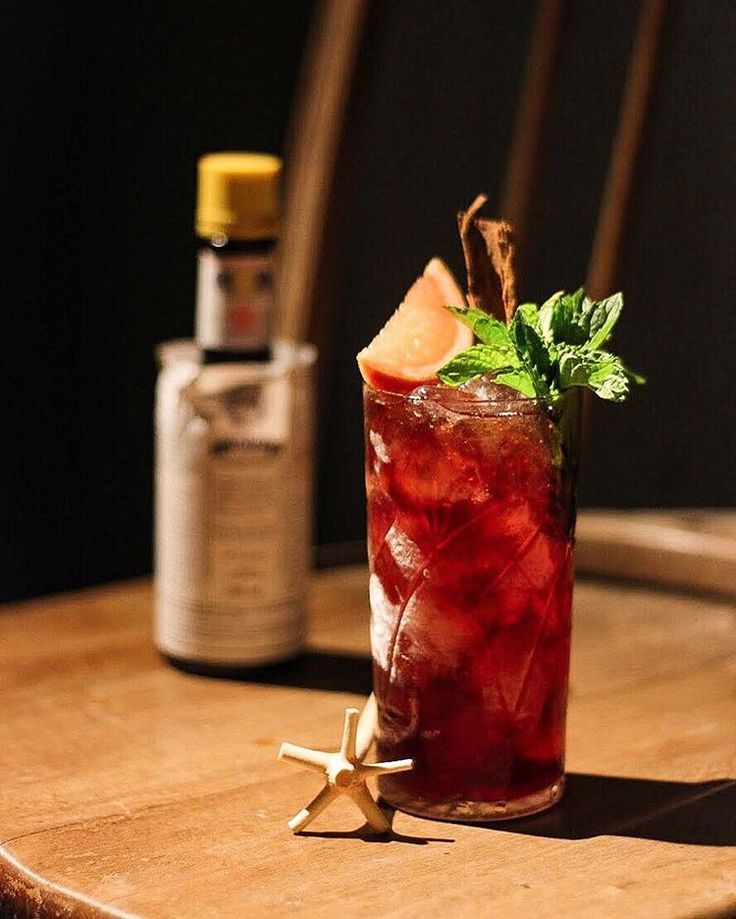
[278,697,413,833]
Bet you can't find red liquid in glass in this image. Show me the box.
[364,385,577,820]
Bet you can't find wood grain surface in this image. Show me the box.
[1,567,735,918]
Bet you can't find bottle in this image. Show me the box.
[195,152,277,365]
[154,153,316,672]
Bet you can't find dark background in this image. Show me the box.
[2,0,734,601]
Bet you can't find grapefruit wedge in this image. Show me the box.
[357,258,472,393]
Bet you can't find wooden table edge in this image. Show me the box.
[0,843,137,919]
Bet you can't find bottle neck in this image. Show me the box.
[195,237,276,363]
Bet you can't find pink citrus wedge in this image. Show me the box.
[357,258,472,393]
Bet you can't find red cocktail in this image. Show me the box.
[365,382,579,820]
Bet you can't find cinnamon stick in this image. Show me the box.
[457,194,518,322]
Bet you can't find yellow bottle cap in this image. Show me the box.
[196,152,281,240]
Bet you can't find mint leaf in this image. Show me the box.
[538,291,564,343]
[494,367,537,398]
[557,347,630,402]
[437,343,520,386]
[586,292,622,350]
[447,306,513,349]
[437,312,540,398]
[515,302,541,327]
[550,288,590,345]
[510,307,553,379]
[437,343,536,397]
[440,286,644,403]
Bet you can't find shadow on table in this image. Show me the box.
[171,656,735,847]
[301,824,455,846]
[300,777,736,848]
[169,650,373,695]
[493,773,736,847]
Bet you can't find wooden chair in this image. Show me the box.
[276,0,736,598]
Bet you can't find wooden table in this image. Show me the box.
[1,568,734,918]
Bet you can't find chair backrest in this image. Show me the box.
[277,0,370,344]
[281,0,669,338]
[278,0,671,564]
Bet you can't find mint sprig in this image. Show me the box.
[438,289,644,402]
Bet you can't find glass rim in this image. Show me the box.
[362,381,561,413]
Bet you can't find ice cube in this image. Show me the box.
[398,586,486,676]
[369,573,399,671]
[385,523,424,579]
[409,377,530,421]
[457,373,526,405]
[369,428,391,466]
[407,383,448,404]
[406,384,460,421]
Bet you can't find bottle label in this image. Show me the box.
[196,249,274,352]
[154,346,313,665]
